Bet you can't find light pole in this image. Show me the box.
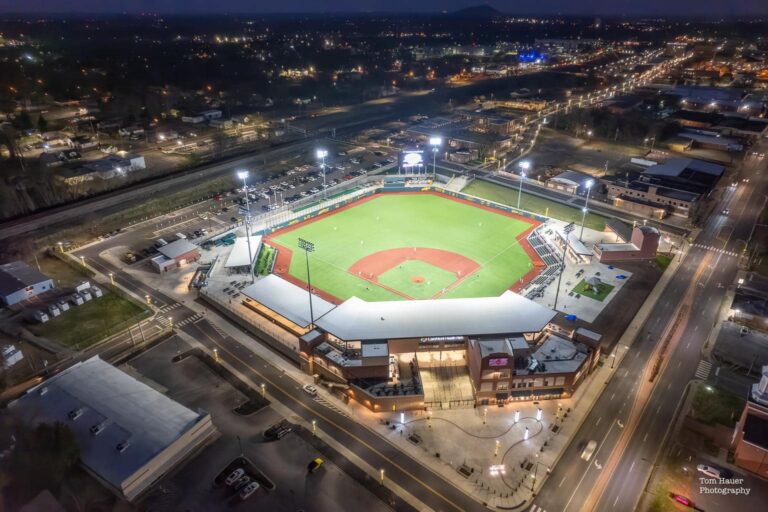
[517,160,530,210]
[298,238,315,329]
[429,136,442,180]
[553,223,575,312]
[579,179,594,241]
[237,170,255,283]
[316,149,328,199]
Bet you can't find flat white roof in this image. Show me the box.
[224,236,262,268]
[242,274,336,327]
[315,291,556,341]
[9,357,208,491]
[158,239,198,259]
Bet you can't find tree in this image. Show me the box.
[16,110,33,131]
[37,114,48,133]
[3,421,80,504]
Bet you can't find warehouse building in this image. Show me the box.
[0,260,55,307]
[8,357,218,502]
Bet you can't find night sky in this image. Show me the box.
[2,0,767,16]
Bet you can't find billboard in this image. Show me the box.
[488,358,509,367]
[399,149,424,172]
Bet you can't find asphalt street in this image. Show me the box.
[532,143,767,512]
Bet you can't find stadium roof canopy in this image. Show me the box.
[315,291,556,341]
[242,274,336,327]
[224,235,262,268]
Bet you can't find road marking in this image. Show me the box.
[695,360,713,380]
[190,323,467,512]
[559,476,567,488]
[596,416,602,426]
[656,404,662,415]
[643,433,648,442]
[629,461,635,473]
[609,393,615,401]
[563,422,617,512]
[613,494,620,508]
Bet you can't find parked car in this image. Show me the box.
[696,464,729,479]
[225,468,245,486]
[302,384,318,396]
[307,457,324,473]
[239,481,260,500]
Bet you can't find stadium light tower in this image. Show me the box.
[553,222,575,312]
[429,136,442,180]
[517,160,531,210]
[298,238,316,329]
[237,169,255,283]
[316,149,329,199]
[580,179,594,241]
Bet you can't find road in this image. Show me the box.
[531,143,767,512]
[72,247,485,512]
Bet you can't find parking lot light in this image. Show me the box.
[260,383,266,397]
[380,468,385,486]
[312,419,317,436]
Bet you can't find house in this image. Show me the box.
[593,226,660,263]
[151,239,200,272]
[546,170,595,195]
[0,261,55,307]
[8,357,218,502]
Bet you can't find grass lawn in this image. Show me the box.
[271,193,535,301]
[377,260,458,299]
[33,253,88,288]
[462,180,608,231]
[572,279,615,301]
[656,254,673,271]
[31,291,150,349]
[689,386,745,428]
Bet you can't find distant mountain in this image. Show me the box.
[449,4,504,19]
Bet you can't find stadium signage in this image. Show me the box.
[419,336,464,343]
[488,358,509,367]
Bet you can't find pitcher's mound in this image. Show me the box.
[411,276,426,284]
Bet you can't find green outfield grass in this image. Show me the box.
[271,193,535,301]
[462,180,608,231]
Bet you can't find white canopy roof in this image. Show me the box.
[242,274,336,327]
[224,235,262,268]
[315,290,556,341]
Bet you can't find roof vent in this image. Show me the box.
[39,386,48,396]
[68,408,83,420]
[116,441,131,453]
[90,423,105,436]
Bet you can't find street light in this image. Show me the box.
[108,272,115,286]
[316,149,328,198]
[298,238,316,329]
[429,137,442,180]
[237,170,255,284]
[518,160,530,210]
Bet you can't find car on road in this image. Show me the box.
[307,457,324,473]
[581,440,597,461]
[722,208,730,215]
[302,384,318,396]
[696,463,729,478]
[230,217,238,222]
[239,481,260,500]
[225,468,245,486]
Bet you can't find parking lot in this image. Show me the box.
[130,338,392,512]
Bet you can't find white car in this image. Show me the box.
[224,468,245,486]
[581,440,597,461]
[302,384,318,396]
[696,464,723,479]
[239,481,260,500]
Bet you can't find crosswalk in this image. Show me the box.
[156,312,204,328]
[176,313,204,327]
[691,243,738,257]
[313,395,351,418]
[159,302,183,313]
[694,360,713,380]
[529,505,548,512]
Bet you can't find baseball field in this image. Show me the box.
[266,192,543,302]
